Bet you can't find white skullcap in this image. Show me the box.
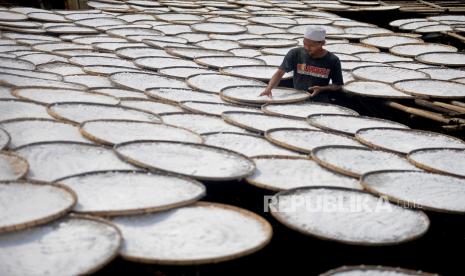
[304,26,326,41]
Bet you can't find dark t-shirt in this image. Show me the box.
[279,47,344,91]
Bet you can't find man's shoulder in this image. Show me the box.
[287,46,305,55]
[325,51,341,62]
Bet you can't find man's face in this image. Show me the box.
[303,38,324,56]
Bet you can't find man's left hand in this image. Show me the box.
[308,86,322,97]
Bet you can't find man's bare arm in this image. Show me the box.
[259,69,286,97]
[308,84,342,97]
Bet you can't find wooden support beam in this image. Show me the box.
[432,101,465,114]
[451,101,465,108]
[418,0,447,10]
[414,99,458,115]
[442,124,465,130]
[385,101,465,124]
[442,31,465,43]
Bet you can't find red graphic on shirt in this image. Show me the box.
[297,64,330,78]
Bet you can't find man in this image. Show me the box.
[260,26,343,100]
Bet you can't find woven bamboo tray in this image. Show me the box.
[110,201,272,265]
[203,132,299,157]
[0,118,88,149]
[15,141,135,181]
[361,170,465,214]
[270,186,430,246]
[0,214,122,275]
[56,170,206,216]
[265,128,362,154]
[246,155,361,192]
[0,151,29,181]
[79,119,202,146]
[407,148,465,178]
[114,140,256,181]
[311,145,419,178]
[355,127,465,155]
[0,180,76,234]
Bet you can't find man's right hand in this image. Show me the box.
[259,89,272,98]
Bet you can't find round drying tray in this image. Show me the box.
[352,66,430,84]
[0,180,76,234]
[0,67,63,82]
[114,140,256,181]
[0,10,28,21]
[393,79,465,99]
[323,43,380,55]
[311,145,419,178]
[262,102,359,119]
[12,87,120,105]
[69,55,137,68]
[114,46,174,59]
[389,43,457,58]
[0,215,122,275]
[82,65,141,76]
[47,102,162,125]
[0,118,88,149]
[0,72,86,90]
[27,12,69,23]
[343,80,413,99]
[110,71,189,91]
[407,148,465,178]
[110,201,272,265]
[354,52,413,63]
[355,127,465,155]
[415,52,465,67]
[165,47,234,60]
[14,141,135,182]
[178,101,260,116]
[0,128,10,150]
[269,186,429,246]
[186,73,265,94]
[0,151,29,181]
[134,56,201,71]
[418,67,465,81]
[265,128,363,154]
[56,170,206,216]
[145,87,222,104]
[191,22,247,34]
[153,13,206,25]
[361,170,465,214]
[45,25,99,34]
[321,265,437,276]
[360,34,423,49]
[220,65,293,81]
[246,155,361,192]
[0,99,53,121]
[0,56,35,70]
[307,114,409,136]
[79,119,202,146]
[194,56,265,69]
[220,85,310,104]
[238,38,298,48]
[222,111,314,134]
[160,112,248,134]
[158,66,217,79]
[202,132,299,158]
